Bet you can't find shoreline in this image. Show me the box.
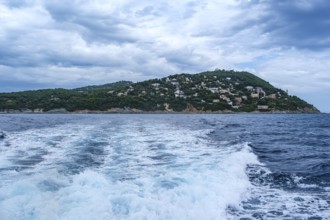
[0,109,322,115]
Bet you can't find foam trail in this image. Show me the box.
[0,117,260,220]
[1,114,330,219]
[0,145,258,220]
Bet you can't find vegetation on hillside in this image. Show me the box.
[0,70,319,113]
[74,81,133,91]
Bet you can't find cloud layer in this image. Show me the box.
[1,0,330,111]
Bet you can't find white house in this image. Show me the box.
[245,86,254,91]
[268,94,277,99]
[174,89,185,98]
[257,105,269,110]
[208,88,219,93]
[251,93,259,98]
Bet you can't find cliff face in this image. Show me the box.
[0,70,320,113]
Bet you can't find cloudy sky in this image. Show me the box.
[1,0,330,112]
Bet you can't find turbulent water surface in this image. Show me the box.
[0,114,329,220]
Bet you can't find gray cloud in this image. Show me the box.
[1,0,330,111]
[44,2,138,45]
[235,0,330,50]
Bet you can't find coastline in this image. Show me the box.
[0,108,321,114]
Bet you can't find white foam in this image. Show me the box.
[0,146,257,220]
[0,117,259,220]
[230,165,330,219]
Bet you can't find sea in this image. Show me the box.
[0,114,329,220]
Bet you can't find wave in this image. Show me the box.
[1,114,329,220]
[0,119,260,220]
[0,151,255,220]
[229,164,330,219]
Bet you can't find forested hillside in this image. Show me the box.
[0,70,319,113]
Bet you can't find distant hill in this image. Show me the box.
[0,70,320,113]
[74,80,133,91]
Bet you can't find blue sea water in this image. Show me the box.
[0,114,329,220]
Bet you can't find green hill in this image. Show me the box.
[0,70,320,113]
[74,80,133,91]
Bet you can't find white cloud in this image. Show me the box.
[0,0,330,111]
[252,49,330,112]
[257,49,330,92]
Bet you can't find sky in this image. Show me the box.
[0,0,330,112]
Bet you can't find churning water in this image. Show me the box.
[0,114,329,219]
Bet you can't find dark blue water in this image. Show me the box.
[0,114,329,219]
[208,114,330,186]
[203,114,330,219]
